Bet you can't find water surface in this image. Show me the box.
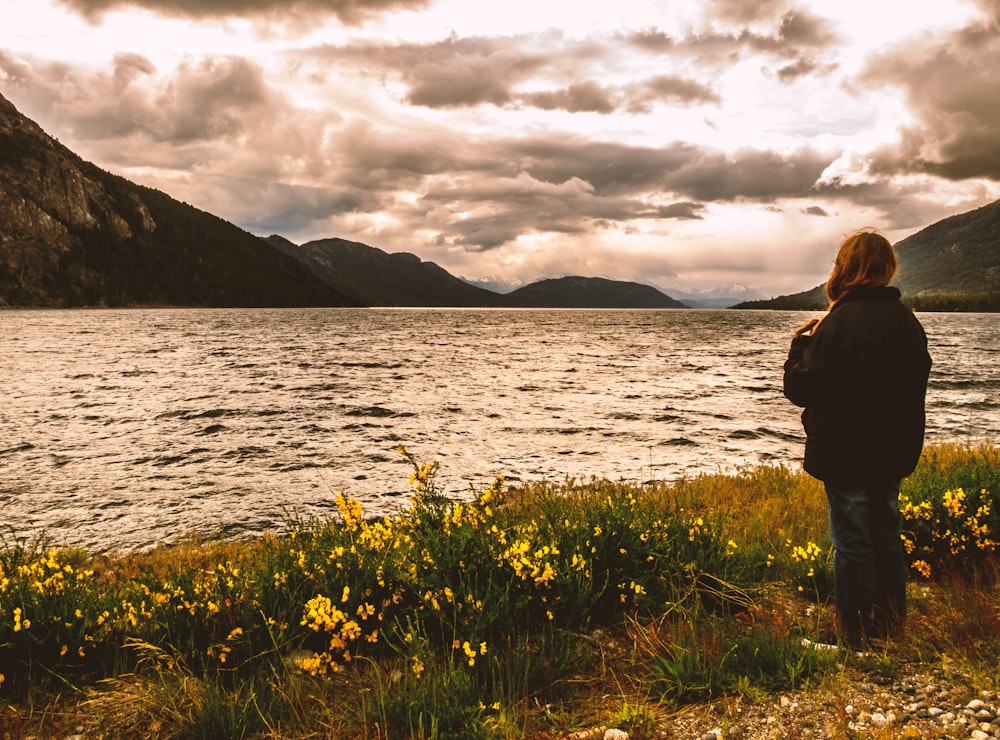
[1,308,995,550]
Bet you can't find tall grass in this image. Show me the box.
[0,442,996,738]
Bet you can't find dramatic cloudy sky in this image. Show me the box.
[2,0,1000,296]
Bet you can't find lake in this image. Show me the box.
[1,308,996,551]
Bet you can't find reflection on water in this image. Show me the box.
[0,308,995,551]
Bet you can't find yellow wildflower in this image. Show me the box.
[462,640,477,666]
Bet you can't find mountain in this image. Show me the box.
[891,199,1000,296]
[667,284,765,308]
[0,92,358,308]
[460,274,523,294]
[503,276,687,308]
[267,236,506,307]
[733,200,1000,311]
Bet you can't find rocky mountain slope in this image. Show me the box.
[0,92,358,308]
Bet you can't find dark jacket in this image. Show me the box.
[783,286,931,484]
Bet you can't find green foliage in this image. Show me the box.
[650,619,838,703]
[893,198,1000,296]
[1,443,998,735]
[904,292,1000,312]
[900,445,1000,579]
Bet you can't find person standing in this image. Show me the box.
[783,229,932,649]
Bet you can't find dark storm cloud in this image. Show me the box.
[56,0,431,24]
[859,14,1000,180]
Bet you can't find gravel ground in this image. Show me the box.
[567,665,1000,740]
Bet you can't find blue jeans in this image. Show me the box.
[825,480,907,645]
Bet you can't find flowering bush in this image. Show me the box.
[900,486,998,579]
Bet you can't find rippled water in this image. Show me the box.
[1,308,996,551]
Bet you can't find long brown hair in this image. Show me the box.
[825,228,897,303]
[793,229,897,337]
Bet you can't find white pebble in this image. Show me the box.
[604,730,629,740]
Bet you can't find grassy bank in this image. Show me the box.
[1,443,998,738]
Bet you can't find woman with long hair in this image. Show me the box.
[783,229,931,648]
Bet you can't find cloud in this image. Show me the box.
[301,32,725,115]
[416,172,705,250]
[773,55,836,82]
[302,34,551,109]
[0,49,358,208]
[621,9,839,66]
[623,75,720,112]
[666,146,834,201]
[800,205,829,216]
[768,10,839,48]
[296,16,839,119]
[706,0,791,24]
[0,51,282,147]
[55,0,431,24]
[2,39,840,265]
[519,75,719,115]
[522,82,617,114]
[859,12,1000,180]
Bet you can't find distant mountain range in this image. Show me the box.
[734,201,1000,311]
[666,284,765,309]
[1,91,996,311]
